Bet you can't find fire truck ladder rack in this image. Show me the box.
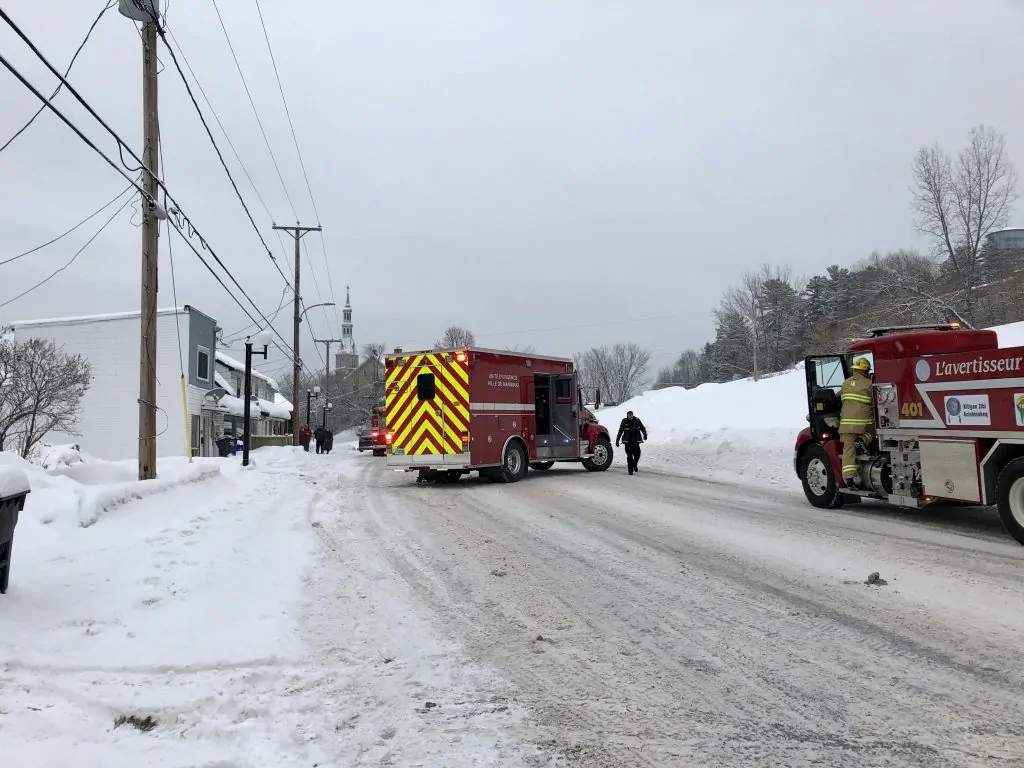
[863,322,962,338]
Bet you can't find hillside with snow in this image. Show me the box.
[598,320,1024,488]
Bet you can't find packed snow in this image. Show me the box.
[0,446,545,766]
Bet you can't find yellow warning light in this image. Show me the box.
[949,320,961,329]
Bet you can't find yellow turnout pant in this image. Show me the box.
[840,430,873,480]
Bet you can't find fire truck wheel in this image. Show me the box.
[530,462,555,471]
[499,441,528,483]
[800,444,844,509]
[995,457,1024,546]
[582,438,613,472]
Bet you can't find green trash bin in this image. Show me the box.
[0,467,31,595]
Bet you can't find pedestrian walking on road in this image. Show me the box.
[314,426,325,454]
[616,410,648,475]
[299,424,312,452]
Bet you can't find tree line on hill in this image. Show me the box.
[655,125,1024,389]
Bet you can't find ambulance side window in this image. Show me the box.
[555,378,572,403]
[417,373,435,400]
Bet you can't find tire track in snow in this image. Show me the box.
[360,460,1024,767]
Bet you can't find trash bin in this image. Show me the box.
[0,466,31,595]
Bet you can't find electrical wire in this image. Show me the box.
[208,0,298,220]
[0,18,302,362]
[0,0,115,154]
[0,185,131,266]
[153,23,291,290]
[252,0,342,337]
[0,192,134,310]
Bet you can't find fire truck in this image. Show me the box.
[384,347,614,482]
[795,322,1024,545]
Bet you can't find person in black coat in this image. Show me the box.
[616,410,648,475]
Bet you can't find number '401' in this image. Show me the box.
[901,401,924,418]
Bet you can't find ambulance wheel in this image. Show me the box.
[995,457,1024,546]
[800,444,844,509]
[530,461,554,471]
[500,441,528,483]
[582,438,613,472]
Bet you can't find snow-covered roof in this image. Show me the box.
[7,307,189,329]
[212,393,290,420]
[214,371,233,392]
[214,350,280,390]
[273,392,293,412]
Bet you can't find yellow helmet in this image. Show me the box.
[851,357,871,373]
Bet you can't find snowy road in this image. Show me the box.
[355,456,1024,767]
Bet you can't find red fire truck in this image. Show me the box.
[795,322,1024,545]
[384,347,614,482]
[368,403,388,457]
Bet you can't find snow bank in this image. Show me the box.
[0,450,221,529]
[0,465,30,497]
[599,319,1024,489]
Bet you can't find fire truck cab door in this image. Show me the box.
[805,354,849,441]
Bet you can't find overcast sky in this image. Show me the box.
[2,0,1024,381]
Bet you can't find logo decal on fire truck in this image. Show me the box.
[943,394,991,426]
[1015,394,1024,427]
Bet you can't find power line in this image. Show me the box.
[0,37,303,367]
[0,185,131,266]
[208,0,298,220]
[0,0,115,155]
[154,22,292,291]
[252,0,342,337]
[0,192,134,310]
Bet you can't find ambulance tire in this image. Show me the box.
[530,462,555,471]
[800,444,844,509]
[499,441,528,483]
[995,457,1024,546]
[582,437,613,472]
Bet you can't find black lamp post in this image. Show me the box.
[306,385,320,425]
[242,332,271,467]
[322,400,332,430]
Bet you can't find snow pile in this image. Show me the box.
[0,464,30,497]
[31,442,86,470]
[599,319,1024,489]
[0,450,221,529]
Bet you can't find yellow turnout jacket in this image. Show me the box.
[838,370,874,435]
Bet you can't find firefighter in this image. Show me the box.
[616,410,648,475]
[839,357,875,488]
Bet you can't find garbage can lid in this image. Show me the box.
[0,465,31,498]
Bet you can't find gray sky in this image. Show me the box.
[2,0,1024,381]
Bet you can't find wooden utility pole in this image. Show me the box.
[138,18,160,480]
[273,223,321,445]
[314,338,343,430]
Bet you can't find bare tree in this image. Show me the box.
[0,338,92,457]
[434,326,476,350]
[911,125,1019,324]
[362,342,386,362]
[575,343,651,405]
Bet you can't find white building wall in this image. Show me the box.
[10,310,196,460]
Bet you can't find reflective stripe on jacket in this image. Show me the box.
[838,371,874,434]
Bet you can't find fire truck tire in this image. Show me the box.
[800,444,844,509]
[582,438,613,472]
[499,441,528,483]
[995,457,1024,546]
[530,461,555,471]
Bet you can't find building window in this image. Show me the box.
[197,347,211,381]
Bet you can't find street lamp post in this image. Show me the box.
[306,385,320,425]
[242,331,272,467]
[322,401,333,430]
[298,302,336,323]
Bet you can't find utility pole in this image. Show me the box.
[138,10,160,480]
[314,338,343,432]
[272,222,321,445]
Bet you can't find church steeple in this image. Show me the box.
[341,285,355,354]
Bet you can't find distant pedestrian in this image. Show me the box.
[324,430,334,454]
[299,424,313,452]
[314,426,325,454]
[616,410,648,476]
